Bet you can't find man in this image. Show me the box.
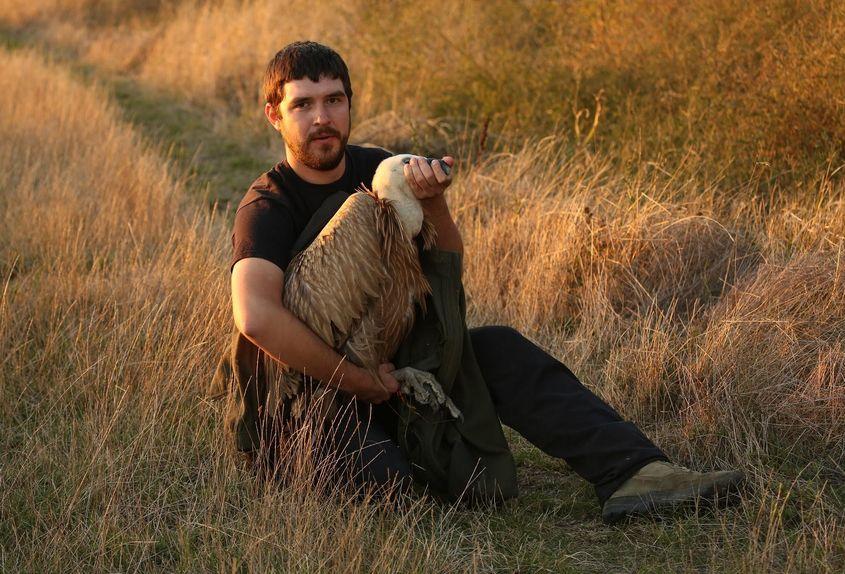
[226,40,744,524]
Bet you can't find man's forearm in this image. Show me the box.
[243,303,361,389]
[421,195,463,254]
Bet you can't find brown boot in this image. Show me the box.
[601,461,745,524]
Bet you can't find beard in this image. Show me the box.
[285,126,349,171]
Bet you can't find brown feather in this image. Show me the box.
[261,188,435,422]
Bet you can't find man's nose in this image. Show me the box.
[312,103,332,125]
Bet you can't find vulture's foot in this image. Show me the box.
[391,367,463,420]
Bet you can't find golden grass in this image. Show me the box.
[2,0,844,570]
[452,137,845,465]
[0,0,171,27]
[7,0,843,182]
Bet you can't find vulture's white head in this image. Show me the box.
[371,154,451,240]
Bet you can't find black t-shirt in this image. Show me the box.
[230,144,392,273]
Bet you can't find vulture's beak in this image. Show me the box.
[424,157,451,176]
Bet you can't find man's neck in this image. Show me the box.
[284,146,347,185]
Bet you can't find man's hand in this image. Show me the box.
[402,155,464,254]
[404,156,454,202]
[344,363,400,404]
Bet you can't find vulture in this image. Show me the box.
[263,154,462,425]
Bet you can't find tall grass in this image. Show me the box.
[1,0,844,570]
[452,136,845,467]
[6,0,843,183]
[450,139,845,571]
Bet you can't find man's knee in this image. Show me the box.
[325,403,414,492]
[361,448,414,492]
[469,325,526,353]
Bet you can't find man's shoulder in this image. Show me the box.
[236,164,291,212]
[348,143,393,162]
[348,144,393,175]
[347,144,393,189]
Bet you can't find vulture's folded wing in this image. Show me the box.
[282,192,388,349]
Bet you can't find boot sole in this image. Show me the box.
[601,471,746,525]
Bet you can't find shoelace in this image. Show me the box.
[659,461,694,473]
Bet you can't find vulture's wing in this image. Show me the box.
[282,192,387,352]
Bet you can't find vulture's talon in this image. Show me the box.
[391,366,462,420]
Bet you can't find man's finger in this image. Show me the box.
[384,374,400,394]
[431,160,449,184]
[382,364,401,395]
[416,157,437,185]
[404,163,424,195]
[408,158,431,196]
[377,363,399,394]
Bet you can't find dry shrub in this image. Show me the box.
[3,2,845,567]
[597,304,685,421]
[704,473,845,573]
[583,205,750,318]
[135,0,360,113]
[450,134,844,478]
[766,180,845,255]
[0,0,173,27]
[689,252,845,457]
[456,139,749,331]
[10,0,842,181]
[350,109,474,158]
[0,48,480,572]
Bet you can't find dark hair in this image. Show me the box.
[263,41,353,108]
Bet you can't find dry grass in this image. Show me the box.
[453,138,845,467]
[1,0,845,571]
[6,0,844,183]
[445,137,844,570]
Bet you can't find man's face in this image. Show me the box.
[275,76,350,171]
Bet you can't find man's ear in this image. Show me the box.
[264,102,282,129]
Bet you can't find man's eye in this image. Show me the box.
[327,97,341,104]
[294,102,309,109]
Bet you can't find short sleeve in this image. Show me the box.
[365,147,393,180]
[350,145,393,189]
[230,198,297,273]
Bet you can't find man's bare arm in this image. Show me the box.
[231,257,398,404]
[420,194,463,255]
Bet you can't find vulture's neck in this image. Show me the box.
[381,190,423,240]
